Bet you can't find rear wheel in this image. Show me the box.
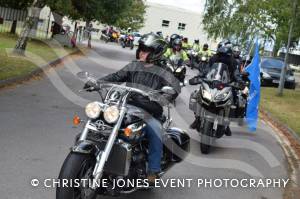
[56,152,97,199]
[200,120,213,154]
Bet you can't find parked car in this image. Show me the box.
[260,57,296,89]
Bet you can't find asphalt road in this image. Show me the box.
[0,41,289,199]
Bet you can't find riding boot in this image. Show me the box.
[225,126,232,136]
[190,116,200,130]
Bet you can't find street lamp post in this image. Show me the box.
[277,0,298,96]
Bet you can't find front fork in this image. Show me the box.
[78,107,127,189]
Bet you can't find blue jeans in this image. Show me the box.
[144,117,163,173]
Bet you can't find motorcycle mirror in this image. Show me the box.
[161,86,176,95]
[77,71,90,79]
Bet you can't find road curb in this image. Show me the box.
[260,109,300,199]
[0,49,81,89]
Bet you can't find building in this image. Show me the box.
[139,2,217,47]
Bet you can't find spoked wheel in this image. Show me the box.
[56,152,97,199]
[200,120,213,154]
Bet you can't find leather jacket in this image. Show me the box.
[98,61,181,118]
[208,54,242,82]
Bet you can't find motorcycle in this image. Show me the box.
[198,55,209,73]
[120,34,134,50]
[100,30,119,43]
[56,72,190,199]
[187,50,200,70]
[167,55,187,86]
[189,63,243,154]
[232,72,250,126]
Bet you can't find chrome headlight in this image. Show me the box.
[215,91,230,101]
[176,67,183,73]
[104,105,120,123]
[202,89,212,101]
[201,56,207,61]
[85,102,101,119]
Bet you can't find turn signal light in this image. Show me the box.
[73,115,81,126]
[124,127,132,137]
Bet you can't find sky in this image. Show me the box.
[147,0,205,14]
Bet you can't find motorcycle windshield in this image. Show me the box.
[205,63,230,83]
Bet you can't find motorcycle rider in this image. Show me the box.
[182,37,191,51]
[192,39,201,52]
[199,43,212,58]
[164,38,189,63]
[190,40,243,136]
[233,45,243,70]
[84,33,181,184]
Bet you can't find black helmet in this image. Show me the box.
[136,33,167,63]
[217,40,232,55]
[169,34,181,47]
[172,38,182,51]
[156,31,163,37]
[232,45,241,57]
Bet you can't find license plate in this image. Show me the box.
[273,80,279,84]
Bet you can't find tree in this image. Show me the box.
[115,0,146,31]
[12,0,75,54]
[203,0,300,52]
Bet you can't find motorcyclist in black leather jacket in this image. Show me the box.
[84,33,180,183]
[190,40,243,136]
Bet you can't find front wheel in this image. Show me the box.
[200,120,213,154]
[56,152,97,199]
[130,41,134,50]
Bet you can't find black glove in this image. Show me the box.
[237,81,246,90]
[83,80,99,92]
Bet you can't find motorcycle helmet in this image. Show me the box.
[217,40,232,55]
[183,37,188,43]
[203,43,209,50]
[136,33,167,63]
[172,38,182,52]
[156,31,163,37]
[169,34,181,47]
[232,45,241,57]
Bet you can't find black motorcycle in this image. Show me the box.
[167,56,187,86]
[187,49,200,70]
[120,34,134,50]
[56,72,190,199]
[189,63,243,154]
[198,55,209,73]
[232,72,250,126]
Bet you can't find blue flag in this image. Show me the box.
[244,40,261,131]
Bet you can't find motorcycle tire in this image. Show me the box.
[56,152,97,199]
[130,42,134,50]
[200,120,213,154]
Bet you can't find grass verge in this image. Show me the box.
[0,33,77,80]
[260,87,300,136]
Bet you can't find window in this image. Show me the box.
[162,20,170,27]
[178,23,186,30]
